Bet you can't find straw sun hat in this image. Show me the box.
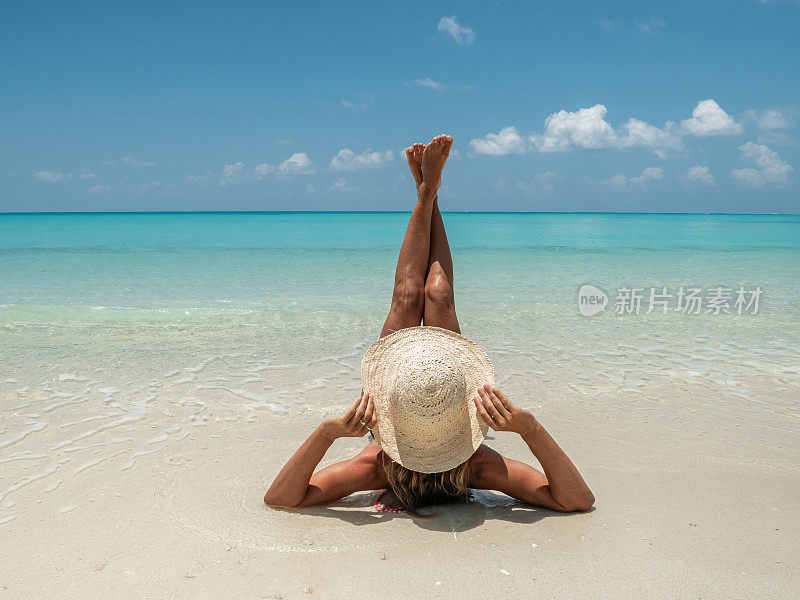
[361,326,495,473]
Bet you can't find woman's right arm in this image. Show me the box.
[264,393,382,509]
[471,385,595,512]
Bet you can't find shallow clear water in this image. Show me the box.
[2,212,799,374]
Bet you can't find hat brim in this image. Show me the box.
[361,326,495,473]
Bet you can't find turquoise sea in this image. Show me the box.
[2,212,799,314]
[3,210,799,405]
[2,212,799,359]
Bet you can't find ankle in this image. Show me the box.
[417,182,437,204]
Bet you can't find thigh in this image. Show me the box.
[423,303,460,334]
[380,304,423,338]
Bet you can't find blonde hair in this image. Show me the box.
[380,454,471,515]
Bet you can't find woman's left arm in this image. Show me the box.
[472,385,595,512]
[264,393,382,509]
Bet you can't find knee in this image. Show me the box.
[425,269,454,310]
[392,277,425,312]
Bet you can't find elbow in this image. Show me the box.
[562,492,595,513]
[264,490,300,510]
[574,493,595,512]
[263,491,281,508]
[552,491,595,513]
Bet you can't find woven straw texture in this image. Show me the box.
[361,326,495,473]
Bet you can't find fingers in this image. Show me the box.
[350,393,368,427]
[353,394,377,437]
[364,395,377,429]
[488,386,511,418]
[361,395,372,424]
[343,394,363,421]
[473,395,496,430]
[481,384,510,419]
[491,386,513,411]
[361,394,376,429]
[477,386,504,423]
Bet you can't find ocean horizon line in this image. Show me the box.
[2,210,799,216]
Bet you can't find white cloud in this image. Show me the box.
[604,166,664,190]
[254,163,275,179]
[34,170,72,182]
[339,94,372,109]
[742,108,796,143]
[599,18,621,31]
[681,99,743,136]
[743,108,793,131]
[531,105,616,151]
[534,171,559,182]
[686,165,716,185]
[220,162,245,185]
[469,127,527,156]
[619,118,681,157]
[731,142,793,188]
[186,172,213,184]
[330,148,393,171]
[331,178,354,192]
[87,184,110,194]
[437,16,475,44]
[636,17,666,34]
[517,171,560,193]
[528,104,680,154]
[279,152,315,175]
[80,167,96,180]
[215,153,313,184]
[471,99,737,158]
[414,78,445,91]
[129,181,161,193]
[121,156,156,167]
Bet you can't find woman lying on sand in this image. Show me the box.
[265,135,594,515]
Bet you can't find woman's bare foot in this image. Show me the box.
[420,134,453,201]
[405,143,424,191]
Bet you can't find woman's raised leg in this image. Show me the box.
[423,201,460,333]
[380,136,452,338]
[403,137,460,334]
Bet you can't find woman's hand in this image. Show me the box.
[474,384,538,435]
[321,393,377,440]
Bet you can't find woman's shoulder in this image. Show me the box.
[467,444,503,487]
[354,441,389,487]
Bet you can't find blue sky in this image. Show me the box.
[1,0,798,212]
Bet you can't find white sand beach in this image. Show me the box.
[2,308,798,599]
